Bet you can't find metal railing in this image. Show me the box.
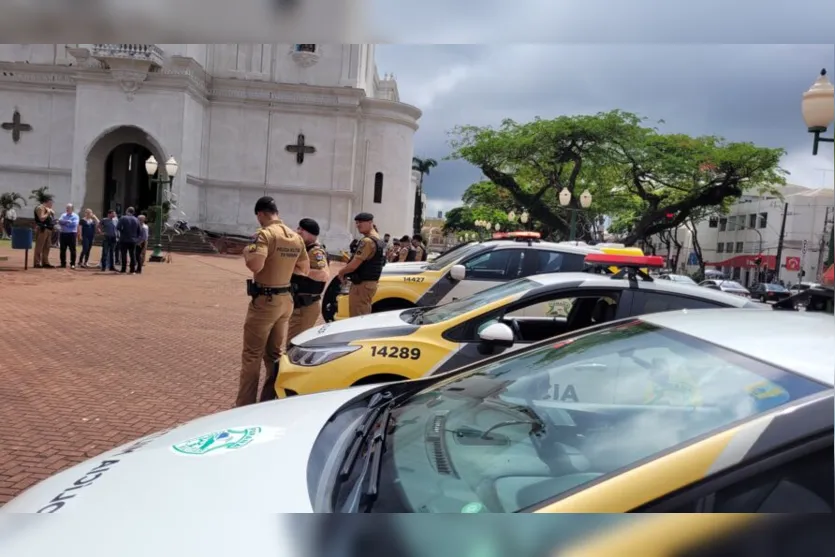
[91,44,164,66]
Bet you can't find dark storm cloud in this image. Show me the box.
[372,0,835,43]
[377,44,835,213]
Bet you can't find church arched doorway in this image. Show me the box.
[83,125,166,217]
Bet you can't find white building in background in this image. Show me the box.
[0,44,421,248]
[651,184,834,286]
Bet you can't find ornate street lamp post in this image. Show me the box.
[558,187,593,242]
[802,69,834,156]
[145,155,179,262]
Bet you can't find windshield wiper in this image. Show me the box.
[337,391,393,482]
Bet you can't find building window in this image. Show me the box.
[708,216,718,228]
[717,243,724,253]
[726,242,734,253]
[748,214,757,229]
[735,241,744,253]
[373,172,383,203]
[758,212,768,229]
[295,44,316,53]
[719,218,727,231]
[727,216,737,232]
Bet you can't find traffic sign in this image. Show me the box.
[785,256,801,272]
[801,239,808,255]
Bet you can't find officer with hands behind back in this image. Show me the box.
[336,213,386,317]
[288,218,330,341]
[237,196,309,407]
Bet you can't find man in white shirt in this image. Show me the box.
[136,214,150,273]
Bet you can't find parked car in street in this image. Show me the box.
[698,279,750,298]
[750,282,791,303]
[789,282,821,295]
[655,273,698,286]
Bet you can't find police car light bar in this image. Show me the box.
[584,254,666,268]
[491,231,541,240]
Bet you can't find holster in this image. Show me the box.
[246,279,259,301]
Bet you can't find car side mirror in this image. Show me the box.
[450,264,466,281]
[478,322,514,347]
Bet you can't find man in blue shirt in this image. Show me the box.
[99,209,119,271]
[57,203,80,269]
[116,206,141,274]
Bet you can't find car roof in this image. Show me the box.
[525,272,755,308]
[641,309,835,386]
[485,240,601,255]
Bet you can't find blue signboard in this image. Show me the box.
[687,252,699,266]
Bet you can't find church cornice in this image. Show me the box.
[185,174,355,199]
[0,163,72,176]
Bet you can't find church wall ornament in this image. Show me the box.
[290,44,320,68]
[1,108,33,143]
[109,69,149,101]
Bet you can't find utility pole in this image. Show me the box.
[817,206,833,280]
[773,202,789,282]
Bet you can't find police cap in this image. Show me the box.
[298,218,320,236]
[354,212,374,222]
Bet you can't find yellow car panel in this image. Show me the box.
[557,514,759,557]
[278,294,517,397]
[335,270,445,319]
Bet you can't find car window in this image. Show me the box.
[532,250,585,274]
[425,243,484,271]
[629,291,730,314]
[416,278,536,325]
[766,284,788,292]
[463,249,520,280]
[720,281,745,289]
[380,320,826,513]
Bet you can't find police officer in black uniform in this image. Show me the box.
[289,218,330,340]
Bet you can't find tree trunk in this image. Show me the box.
[685,219,705,277]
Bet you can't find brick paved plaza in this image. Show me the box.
[0,242,336,504]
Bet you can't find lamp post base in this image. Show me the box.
[149,245,165,262]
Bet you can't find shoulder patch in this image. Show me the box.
[314,251,326,261]
[248,244,258,252]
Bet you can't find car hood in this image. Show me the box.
[0,386,376,517]
[292,309,419,347]
[381,262,429,274]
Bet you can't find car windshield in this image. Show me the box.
[425,243,485,271]
[720,281,745,289]
[371,319,825,513]
[766,284,788,292]
[413,278,536,325]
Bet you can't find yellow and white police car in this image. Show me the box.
[277,254,766,397]
[326,232,645,320]
[3,309,830,522]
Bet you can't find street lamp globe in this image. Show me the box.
[520,211,529,224]
[507,210,516,222]
[558,187,571,207]
[802,69,835,131]
[486,222,491,230]
[165,156,179,177]
[145,155,158,175]
[495,223,501,231]
[580,189,593,209]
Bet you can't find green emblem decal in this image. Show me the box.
[460,502,485,513]
[172,427,262,456]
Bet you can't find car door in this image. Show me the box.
[431,287,627,374]
[437,247,522,304]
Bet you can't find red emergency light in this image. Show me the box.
[492,231,541,240]
[584,253,665,268]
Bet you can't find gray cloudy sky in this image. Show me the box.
[376,44,835,216]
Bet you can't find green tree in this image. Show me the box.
[412,156,438,234]
[0,192,26,214]
[29,186,54,204]
[449,110,786,245]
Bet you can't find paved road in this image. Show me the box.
[0,244,340,504]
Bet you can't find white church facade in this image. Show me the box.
[0,44,422,248]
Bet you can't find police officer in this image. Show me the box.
[288,218,330,341]
[236,196,310,407]
[386,237,401,262]
[33,196,56,268]
[411,234,428,262]
[396,235,412,262]
[336,213,386,316]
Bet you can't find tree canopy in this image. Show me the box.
[448,110,786,245]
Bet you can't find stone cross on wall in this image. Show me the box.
[285,133,316,164]
[1,109,33,143]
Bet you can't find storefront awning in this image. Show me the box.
[823,264,834,288]
[705,254,776,270]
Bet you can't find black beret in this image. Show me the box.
[354,212,374,222]
[298,218,320,236]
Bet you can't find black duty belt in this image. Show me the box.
[247,279,291,300]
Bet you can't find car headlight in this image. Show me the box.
[287,345,360,367]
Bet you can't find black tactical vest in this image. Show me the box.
[354,236,387,283]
